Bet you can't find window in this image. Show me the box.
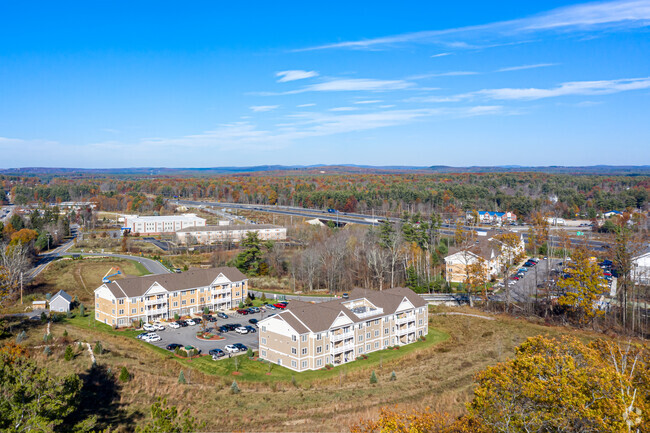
[301,335,307,342]
[375,341,379,348]
[419,319,423,325]
[140,308,144,312]
[131,308,136,314]
[112,309,115,314]
[261,338,267,345]
[374,319,379,325]
[112,299,115,304]
[325,344,329,350]
[374,330,379,337]
[384,317,389,322]
[291,347,297,355]
[292,335,297,342]
[316,346,322,354]
[384,339,389,347]
[118,309,124,315]
[173,302,178,307]
[316,358,323,367]
[261,350,267,357]
[262,326,266,332]
[96,303,99,308]
[366,344,371,351]
[301,360,308,368]
[118,299,124,305]
[366,332,371,339]
[301,348,308,355]
[419,330,423,336]
[190,290,196,294]
[358,323,363,329]
[200,298,204,303]
[359,347,364,354]
[366,321,371,327]
[173,292,178,297]
[384,328,389,335]
[358,335,363,342]
[291,360,297,368]
[131,298,137,303]
[181,300,186,305]
[316,333,322,341]
[190,299,195,304]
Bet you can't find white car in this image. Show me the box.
[153,323,165,331]
[143,323,156,332]
[186,319,196,326]
[225,344,239,353]
[235,326,249,334]
[143,333,161,342]
[168,322,180,329]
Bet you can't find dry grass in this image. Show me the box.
[3,305,601,432]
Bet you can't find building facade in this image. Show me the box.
[469,211,517,224]
[257,287,428,372]
[94,267,248,327]
[49,290,72,312]
[123,214,206,235]
[175,224,287,245]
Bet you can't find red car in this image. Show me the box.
[273,303,286,309]
[236,309,249,315]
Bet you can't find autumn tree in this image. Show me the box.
[135,398,204,433]
[556,247,607,325]
[493,232,525,309]
[468,335,648,432]
[351,407,487,433]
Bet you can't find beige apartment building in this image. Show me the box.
[94,267,247,327]
[257,287,428,372]
[175,224,287,245]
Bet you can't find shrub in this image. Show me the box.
[178,370,186,384]
[63,329,68,337]
[119,366,131,382]
[40,312,47,322]
[79,304,85,317]
[94,342,103,355]
[43,346,52,356]
[174,313,180,320]
[15,331,26,344]
[246,348,254,358]
[66,310,72,318]
[291,375,297,387]
[231,380,240,394]
[64,345,74,361]
[238,302,244,309]
[203,307,209,315]
[370,371,378,384]
[390,371,397,381]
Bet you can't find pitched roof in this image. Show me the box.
[101,267,247,298]
[268,287,427,334]
[51,290,72,303]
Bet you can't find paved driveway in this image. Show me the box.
[144,310,269,356]
[507,258,561,302]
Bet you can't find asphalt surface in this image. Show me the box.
[499,258,561,303]
[145,310,268,355]
[80,252,171,275]
[142,237,171,251]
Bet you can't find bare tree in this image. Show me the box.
[0,243,31,303]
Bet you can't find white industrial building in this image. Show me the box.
[123,214,206,235]
[632,248,650,285]
[175,224,287,245]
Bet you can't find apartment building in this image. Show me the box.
[257,287,428,372]
[175,224,287,245]
[123,214,206,235]
[94,267,247,327]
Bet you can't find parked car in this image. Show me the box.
[209,348,225,357]
[166,343,182,351]
[266,304,276,310]
[248,307,260,313]
[225,345,239,353]
[342,292,349,299]
[168,321,180,329]
[177,320,188,327]
[278,301,288,306]
[186,319,196,326]
[244,325,257,333]
[236,309,249,315]
[153,323,165,331]
[518,268,528,273]
[143,323,156,332]
[203,315,214,322]
[235,326,249,334]
[226,323,241,331]
[144,333,161,342]
[217,312,229,319]
[136,332,150,340]
[273,303,286,309]
[233,343,248,351]
[248,318,258,325]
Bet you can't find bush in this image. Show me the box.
[119,366,130,382]
[79,304,85,317]
[231,380,240,394]
[94,342,103,355]
[63,329,68,337]
[43,333,52,342]
[203,307,209,315]
[43,346,52,356]
[15,331,26,344]
[390,371,397,381]
[178,370,186,384]
[246,348,254,358]
[238,302,244,309]
[40,312,47,322]
[174,313,180,320]
[64,345,74,361]
[370,371,378,384]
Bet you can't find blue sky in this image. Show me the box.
[1,0,649,168]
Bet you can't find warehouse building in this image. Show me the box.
[123,214,206,235]
[175,224,287,245]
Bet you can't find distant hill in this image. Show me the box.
[1,164,649,177]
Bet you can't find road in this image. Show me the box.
[142,237,171,252]
[174,199,612,252]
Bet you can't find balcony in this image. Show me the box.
[330,330,354,342]
[332,343,355,354]
[396,315,415,325]
[396,326,416,335]
[145,297,167,306]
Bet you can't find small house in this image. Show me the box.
[32,300,47,310]
[49,290,72,313]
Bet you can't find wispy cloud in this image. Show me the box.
[276,70,318,82]
[258,78,415,95]
[431,52,452,58]
[354,100,383,104]
[497,63,558,72]
[297,103,316,107]
[329,107,358,111]
[296,0,650,51]
[472,76,650,100]
[409,71,478,80]
[250,105,279,112]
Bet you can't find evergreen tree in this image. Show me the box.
[233,232,266,276]
[370,370,378,384]
[79,304,85,317]
[231,380,240,394]
[15,330,26,344]
[63,329,68,337]
[119,366,131,382]
[43,346,52,356]
[178,370,186,384]
[390,371,397,381]
[94,341,103,355]
[64,345,74,361]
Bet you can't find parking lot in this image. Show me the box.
[141,309,274,357]
[500,258,561,302]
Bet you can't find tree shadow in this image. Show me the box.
[61,363,143,431]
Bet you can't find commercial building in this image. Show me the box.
[94,267,248,327]
[123,214,206,235]
[632,248,650,285]
[257,287,428,372]
[175,224,287,245]
[469,211,517,224]
[444,232,525,283]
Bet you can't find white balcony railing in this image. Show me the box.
[332,343,355,354]
[145,297,167,306]
[396,326,416,335]
[330,331,354,342]
[395,315,414,325]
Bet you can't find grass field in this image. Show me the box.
[3,304,602,432]
[23,258,151,310]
